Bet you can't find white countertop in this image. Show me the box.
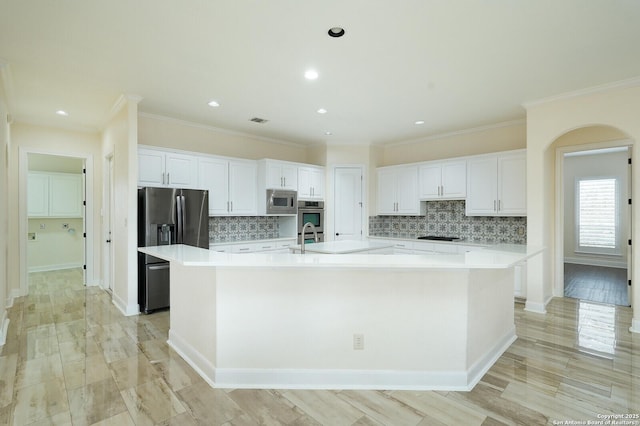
[139,241,543,270]
[292,239,394,254]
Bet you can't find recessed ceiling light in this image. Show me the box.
[56,110,69,116]
[325,131,332,136]
[317,108,327,114]
[304,69,319,80]
[207,100,220,107]
[415,120,425,125]
[328,27,345,38]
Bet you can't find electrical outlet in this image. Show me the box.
[62,223,69,229]
[39,223,45,230]
[353,333,364,350]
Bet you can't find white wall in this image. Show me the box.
[27,218,84,271]
[101,96,139,316]
[525,82,640,333]
[380,121,526,166]
[0,70,9,345]
[563,150,629,268]
[138,113,309,163]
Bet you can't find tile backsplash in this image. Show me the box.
[209,216,280,243]
[369,200,526,244]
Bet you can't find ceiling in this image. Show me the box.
[1,1,640,147]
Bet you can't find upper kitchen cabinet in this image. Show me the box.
[466,150,526,216]
[198,156,257,216]
[28,172,83,218]
[298,165,324,200]
[376,165,420,215]
[138,147,199,188]
[259,160,298,190]
[419,160,466,200]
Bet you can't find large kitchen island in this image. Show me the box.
[139,243,541,391]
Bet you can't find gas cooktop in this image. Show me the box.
[417,236,461,242]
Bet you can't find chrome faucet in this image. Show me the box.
[300,222,318,254]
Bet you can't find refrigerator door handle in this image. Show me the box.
[176,195,185,244]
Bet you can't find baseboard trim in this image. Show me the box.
[167,330,217,388]
[27,263,83,273]
[167,327,516,391]
[524,299,548,314]
[564,257,627,269]
[111,292,139,317]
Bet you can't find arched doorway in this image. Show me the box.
[549,125,632,306]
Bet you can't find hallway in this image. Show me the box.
[0,269,639,424]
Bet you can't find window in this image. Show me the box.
[576,177,619,254]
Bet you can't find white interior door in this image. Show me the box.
[334,167,363,241]
[628,147,633,306]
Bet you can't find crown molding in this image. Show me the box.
[138,111,309,149]
[101,94,143,129]
[381,118,526,147]
[522,76,640,109]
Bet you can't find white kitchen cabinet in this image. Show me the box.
[419,160,466,200]
[138,147,199,188]
[27,173,49,217]
[198,156,257,216]
[260,160,298,190]
[466,150,526,216]
[49,173,83,217]
[376,165,420,215]
[28,172,82,218]
[298,166,324,200]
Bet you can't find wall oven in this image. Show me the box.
[266,189,297,215]
[297,200,324,244]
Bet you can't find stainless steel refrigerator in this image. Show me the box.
[138,187,209,313]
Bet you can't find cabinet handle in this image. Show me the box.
[498,200,502,211]
[494,200,497,211]
[162,172,165,185]
[167,173,170,185]
[284,177,286,187]
[227,201,230,212]
[230,201,233,212]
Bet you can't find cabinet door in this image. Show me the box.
[27,173,49,217]
[166,152,199,188]
[297,167,312,199]
[229,161,257,215]
[138,149,166,186]
[396,166,419,215]
[49,174,82,217]
[418,163,442,199]
[281,164,298,190]
[309,168,324,199]
[466,157,498,216]
[198,157,229,215]
[497,153,526,216]
[266,163,284,188]
[298,167,324,199]
[377,168,398,214]
[441,161,466,199]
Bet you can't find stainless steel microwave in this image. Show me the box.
[266,189,297,214]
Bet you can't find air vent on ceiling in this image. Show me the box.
[249,117,269,124]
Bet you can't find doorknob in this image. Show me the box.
[106,239,111,243]
[335,233,340,236]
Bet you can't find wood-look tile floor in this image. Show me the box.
[1,269,639,425]
[564,263,629,306]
